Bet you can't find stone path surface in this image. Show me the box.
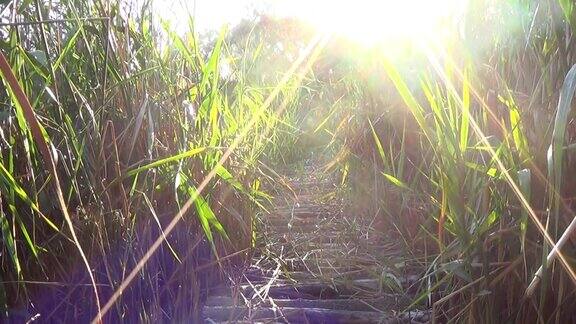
[203,160,430,323]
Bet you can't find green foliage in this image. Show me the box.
[300,1,576,322]
[0,1,307,321]
[2,0,576,322]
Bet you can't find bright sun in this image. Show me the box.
[290,0,465,45]
[157,0,465,48]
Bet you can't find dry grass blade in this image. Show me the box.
[526,216,576,296]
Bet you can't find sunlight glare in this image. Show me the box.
[155,0,465,51]
[280,0,465,46]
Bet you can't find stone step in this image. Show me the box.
[279,255,380,268]
[251,258,375,273]
[283,181,334,187]
[244,267,384,281]
[272,203,338,209]
[265,217,337,226]
[205,321,283,324]
[205,295,411,311]
[265,232,360,243]
[246,265,422,280]
[208,278,415,299]
[260,240,395,252]
[203,165,429,324]
[203,305,395,323]
[263,225,346,234]
[268,210,338,219]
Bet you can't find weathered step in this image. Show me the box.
[206,295,411,311]
[245,267,385,281]
[259,221,334,231]
[253,258,369,273]
[266,232,360,243]
[209,278,413,299]
[268,210,338,220]
[242,263,423,293]
[205,321,283,324]
[266,240,394,252]
[273,203,338,210]
[278,246,393,259]
[282,181,334,188]
[263,225,346,234]
[203,164,430,324]
[245,266,378,280]
[265,217,337,226]
[273,253,375,266]
[203,305,395,323]
[278,256,381,271]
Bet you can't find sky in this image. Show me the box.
[155,0,267,32]
[153,0,368,32]
[153,0,467,46]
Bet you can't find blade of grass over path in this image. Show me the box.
[0,51,102,322]
[548,64,576,231]
[527,216,576,295]
[93,33,329,322]
[526,63,576,295]
[120,147,208,180]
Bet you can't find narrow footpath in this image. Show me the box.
[203,160,430,323]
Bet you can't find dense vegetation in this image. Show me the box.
[1,0,576,322]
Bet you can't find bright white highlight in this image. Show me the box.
[156,0,465,46]
[281,0,464,45]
